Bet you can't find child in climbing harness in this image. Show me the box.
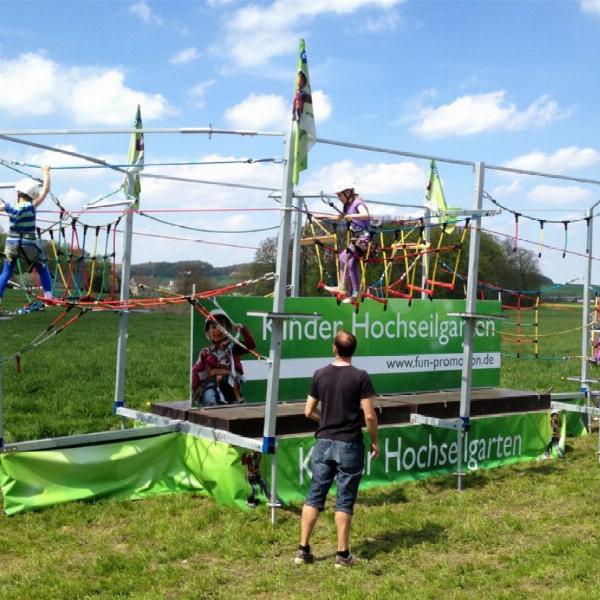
[324,183,375,303]
[0,166,54,311]
[191,309,256,407]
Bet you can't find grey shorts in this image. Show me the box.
[305,437,365,515]
[4,239,44,264]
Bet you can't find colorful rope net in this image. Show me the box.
[301,208,467,311]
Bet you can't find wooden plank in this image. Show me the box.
[151,389,551,438]
[301,234,336,246]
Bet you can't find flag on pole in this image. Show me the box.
[123,104,144,208]
[292,39,315,185]
[426,160,456,233]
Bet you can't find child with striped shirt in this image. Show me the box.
[0,166,53,309]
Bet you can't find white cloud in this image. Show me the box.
[129,1,163,25]
[0,53,58,115]
[504,147,600,174]
[305,159,426,197]
[581,0,600,15]
[169,48,200,65]
[222,0,405,67]
[0,53,173,124]
[224,214,252,228]
[68,70,173,125]
[224,90,331,130]
[411,91,570,138]
[189,80,215,109]
[127,154,282,265]
[224,94,289,130]
[490,179,523,198]
[360,10,401,32]
[527,184,593,205]
[61,188,89,209]
[311,90,332,121]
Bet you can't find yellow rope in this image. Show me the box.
[502,321,593,338]
[85,232,100,297]
[49,237,70,294]
[427,225,446,295]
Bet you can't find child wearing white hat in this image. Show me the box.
[0,166,53,309]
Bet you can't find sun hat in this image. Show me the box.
[15,178,42,199]
[335,177,356,195]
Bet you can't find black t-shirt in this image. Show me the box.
[309,364,376,442]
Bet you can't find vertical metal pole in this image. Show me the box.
[581,209,594,429]
[263,127,295,523]
[290,195,303,297]
[189,283,196,405]
[422,207,431,299]
[456,162,485,491]
[113,200,134,413]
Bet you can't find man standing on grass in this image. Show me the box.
[295,330,379,568]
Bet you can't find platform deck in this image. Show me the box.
[151,388,550,438]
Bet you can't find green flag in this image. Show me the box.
[292,39,315,185]
[426,160,456,234]
[123,105,144,208]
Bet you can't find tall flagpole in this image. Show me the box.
[113,106,144,414]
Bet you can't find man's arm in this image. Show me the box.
[33,166,51,208]
[304,395,321,423]
[360,397,379,458]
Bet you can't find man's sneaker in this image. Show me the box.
[294,548,314,565]
[335,553,358,568]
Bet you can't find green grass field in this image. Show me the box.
[0,298,598,599]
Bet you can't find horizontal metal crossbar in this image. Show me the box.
[447,312,507,320]
[550,392,586,401]
[178,422,262,452]
[117,407,262,452]
[247,311,322,320]
[410,413,462,431]
[566,377,600,384]
[1,423,177,453]
[551,401,600,416]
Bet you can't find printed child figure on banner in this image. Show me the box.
[191,309,256,408]
[293,69,313,122]
[544,409,565,459]
[241,452,271,508]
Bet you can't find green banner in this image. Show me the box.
[194,297,502,402]
[0,410,584,514]
[0,433,249,516]
[273,411,556,503]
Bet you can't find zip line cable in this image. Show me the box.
[138,211,279,235]
[11,157,284,170]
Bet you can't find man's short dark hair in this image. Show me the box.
[334,330,357,358]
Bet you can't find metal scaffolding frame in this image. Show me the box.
[0,123,599,511]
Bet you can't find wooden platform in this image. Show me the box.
[151,388,550,438]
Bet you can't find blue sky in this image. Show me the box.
[1,0,599,286]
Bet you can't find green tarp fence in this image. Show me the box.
[0,410,585,515]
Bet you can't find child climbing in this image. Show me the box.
[0,166,53,312]
[323,182,374,303]
[191,309,256,407]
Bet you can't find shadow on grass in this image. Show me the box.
[356,521,446,559]
[359,484,409,506]
[310,522,445,564]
